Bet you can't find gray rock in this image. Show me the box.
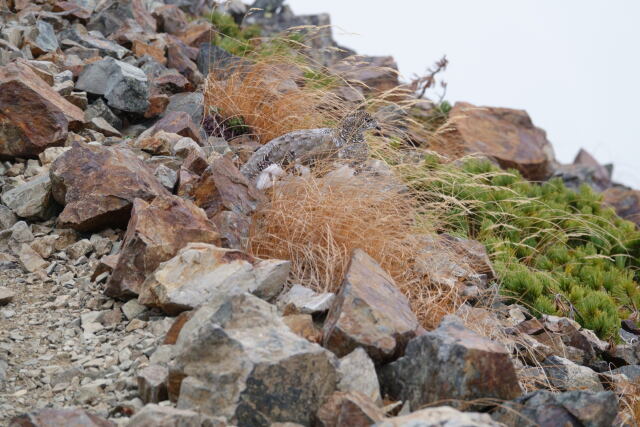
[59,23,128,58]
[492,390,618,427]
[1,174,54,220]
[87,0,155,37]
[9,221,34,243]
[196,43,247,78]
[0,204,18,230]
[153,164,178,191]
[375,406,502,427]
[66,238,93,259]
[24,20,59,55]
[138,243,290,315]
[85,98,123,130]
[611,364,640,382]
[543,355,604,392]
[277,284,335,315]
[122,299,147,321]
[0,288,14,305]
[169,293,338,425]
[127,404,225,427]
[165,92,204,126]
[76,57,149,113]
[380,315,522,410]
[18,243,47,272]
[137,365,168,404]
[337,348,381,403]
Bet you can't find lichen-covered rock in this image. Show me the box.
[50,142,169,231]
[76,57,149,113]
[492,390,618,427]
[444,102,555,181]
[0,61,84,158]
[104,195,220,298]
[323,249,420,363]
[380,315,521,410]
[138,242,290,314]
[169,293,338,426]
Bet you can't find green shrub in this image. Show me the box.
[412,157,640,339]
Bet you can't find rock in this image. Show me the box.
[18,243,47,272]
[169,293,338,425]
[375,406,502,427]
[196,43,247,77]
[278,284,335,315]
[282,313,322,343]
[50,142,169,231]
[154,164,178,191]
[542,356,604,392]
[0,61,84,158]
[23,20,59,56]
[0,288,14,305]
[87,0,156,37]
[145,94,170,118]
[164,92,204,125]
[166,36,201,85]
[10,221,34,243]
[492,390,618,427]
[0,204,18,230]
[191,157,266,219]
[126,404,225,426]
[85,98,123,130]
[211,210,251,250]
[611,365,640,382]
[444,102,555,181]
[337,347,381,403]
[122,299,147,321]
[331,55,399,93]
[315,392,385,427]
[105,195,220,298]
[380,315,521,410]
[76,57,149,114]
[1,174,54,220]
[153,5,188,35]
[38,146,70,165]
[138,111,202,143]
[322,249,420,363]
[602,187,640,227]
[59,24,129,59]
[9,408,115,427]
[137,365,168,404]
[66,238,93,259]
[138,242,290,314]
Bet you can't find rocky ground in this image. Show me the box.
[0,0,639,426]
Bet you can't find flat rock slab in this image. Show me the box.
[138,242,290,314]
[50,142,169,232]
[323,249,420,363]
[445,102,555,181]
[0,61,84,158]
[105,195,220,298]
[380,315,522,410]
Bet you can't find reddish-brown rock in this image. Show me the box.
[50,142,169,232]
[153,72,192,94]
[191,156,266,219]
[315,391,385,427]
[153,5,188,34]
[144,94,170,118]
[323,249,420,363]
[445,102,555,181]
[53,1,92,20]
[0,61,84,158]
[138,111,202,143]
[178,22,213,47]
[104,195,220,298]
[603,187,640,227]
[331,55,400,93]
[166,36,202,85]
[132,39,166,65]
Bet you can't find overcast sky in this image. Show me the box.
[287,0,640,188]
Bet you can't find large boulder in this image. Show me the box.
[76,57,149,113]
[380,315,522,410]
[50,142,169,231]
[105,195,220,298]
[323,249,420,363]
[602,186,640,227]
[445,102,555,181]
[168,293,338,426]
[0,61,84,158]
[374,406,502,427]
[138,242,290,314]
[492,390,619,427]
[1,174,55,220]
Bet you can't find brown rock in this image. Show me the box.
[191,157,266,219]
[283,314,322,343]
[602,187,640,227]
[50,142,169,231]
[104,195,220,298]
[445,102,555,181]
[323,249,420,363]
[0,61,84,158]
[91,254,119,281]
[211,210,250,250]
[315,392,385,427]
[153,72,192,94]
[53,1,92,20]
[9,408,115,426]
[144,94,170,118]
[166,36,202,86]
[153,5,188,35]
[380,315,522,410]
[138,111,202,143]
[178,22,214,47]
[132,39,166,65]
[331,55,400,93]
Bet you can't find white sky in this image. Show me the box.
[287,0,640,188]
